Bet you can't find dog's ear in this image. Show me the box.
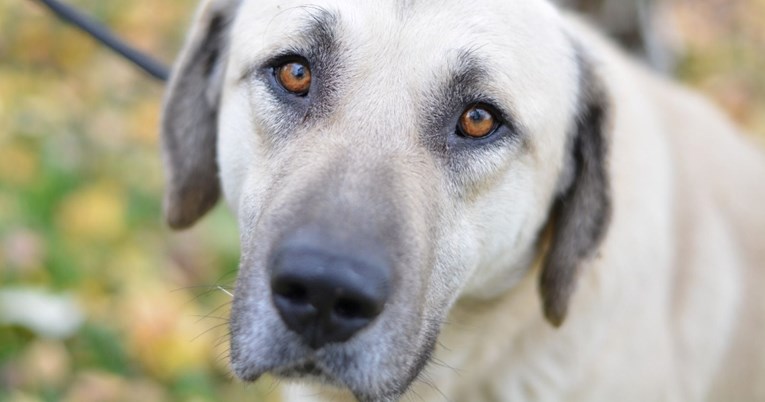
[539,49,612,327]
[161,0,241,229]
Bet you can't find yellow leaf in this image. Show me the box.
[129,100,161,146]
[56,183,127,241]
[119,284,220,380]
[0,145,39,186]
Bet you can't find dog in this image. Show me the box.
[160,0,765,400]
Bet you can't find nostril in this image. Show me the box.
[333,297,371,320]
[274,280,308,304]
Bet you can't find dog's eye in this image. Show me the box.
[275,61,312,96]
[458,104,499,138]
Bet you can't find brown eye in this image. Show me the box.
[276,61,312,95]
[459,105,498,138]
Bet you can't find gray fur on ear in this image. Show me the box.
[161,0,241,229]
[540,48,612,327]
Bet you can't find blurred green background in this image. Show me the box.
[0,0,763,401]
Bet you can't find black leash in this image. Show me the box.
[30,0,170,82]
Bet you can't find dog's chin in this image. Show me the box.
[231,337,437,402]
[234,358,414,402]
[273,361,344,387]
[278,364,385,402]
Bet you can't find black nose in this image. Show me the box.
[270,233,391,349]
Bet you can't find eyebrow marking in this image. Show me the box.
[419,48,526,157]
[240,6,341,81]
[295,6,340,58]
[239,6,345,124]
[422,49,504,129]
[445,48,492,97]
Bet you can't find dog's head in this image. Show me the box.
[161,0,610,399]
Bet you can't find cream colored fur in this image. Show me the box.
[282,17,765,401]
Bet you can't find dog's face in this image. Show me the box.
[161,0,610,400]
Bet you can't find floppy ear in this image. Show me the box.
[161,0,241,229]
[539,48,612,327]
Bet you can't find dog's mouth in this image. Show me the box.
[240,349,423,401]
[231,321,441,402]
[288,361,323,376]
[270,359,350,389]
[273,360,394,402]
[276,361,329,379]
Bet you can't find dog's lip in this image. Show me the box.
[235,360,327,384]
[271,359,351,389]
[232,354,315,383]
[233,344,425,401]
[274,362,391,402]
[278,361,324,377]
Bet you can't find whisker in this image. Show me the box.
[214,334,232,348]
[191,314,229,321]
[216,350,231,364]
[192,301,232,324]
[404,384,425,402]
[190,321,230,342]
[264,375,282,396]
[436,340,453,353]
[174,286,222,306]
[217,285,234,297]
[416,370,452,402]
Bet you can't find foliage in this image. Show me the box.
[0,1,278,400]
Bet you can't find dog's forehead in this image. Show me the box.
[233,0,565,62]
[229,0,578,134]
